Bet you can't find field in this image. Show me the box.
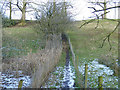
[3,20,118,67]
[2,24,45,60]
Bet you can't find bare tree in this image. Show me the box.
[0,0,42,25]
[10,0,12,20]
[103,0,107,19]
[0,0,12,20]
[80,0,120,50]
[14,0,27,25]
[34,1,72,39]
[88,0,110,19]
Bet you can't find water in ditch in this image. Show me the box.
[41,49,76,88]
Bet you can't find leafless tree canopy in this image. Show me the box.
[34,1,72,38]
[80,0,120,50]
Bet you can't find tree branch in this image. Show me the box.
[16,0,22,11]
[100,22,120,50]
[93,5,120,13]
[79,19,96,29]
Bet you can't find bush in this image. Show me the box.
[2,16,19,27]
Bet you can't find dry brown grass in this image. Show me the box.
[2,44,62,88]
[2,48,62,73]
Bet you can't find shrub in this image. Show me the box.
[2,15,19,27]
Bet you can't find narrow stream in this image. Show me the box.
[63,49,75,88]
[41,49,75,88]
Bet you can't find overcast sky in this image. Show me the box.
[0,0,120,20]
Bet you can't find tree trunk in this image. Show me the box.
[53,0,56,15]
[21,0,26,25]
[104,0,107,19]
[118,2,120,19]
[10,0,12,20]
[21,9,25,25]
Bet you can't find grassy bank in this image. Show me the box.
[67,19,118,87]
[2,25,45,60]
[68,19,118,59]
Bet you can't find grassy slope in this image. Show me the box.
[68,20,118,60]
[67,19,118,88]
[67,19,118,74]
[2,25,45,59]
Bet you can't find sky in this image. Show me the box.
[0,0,120,20]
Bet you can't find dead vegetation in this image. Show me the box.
[2,34,63,88]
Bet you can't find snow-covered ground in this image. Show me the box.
[78,58,118,88]
[1,58,118,88]
[41,61,76,88]
[1,71,31,88]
